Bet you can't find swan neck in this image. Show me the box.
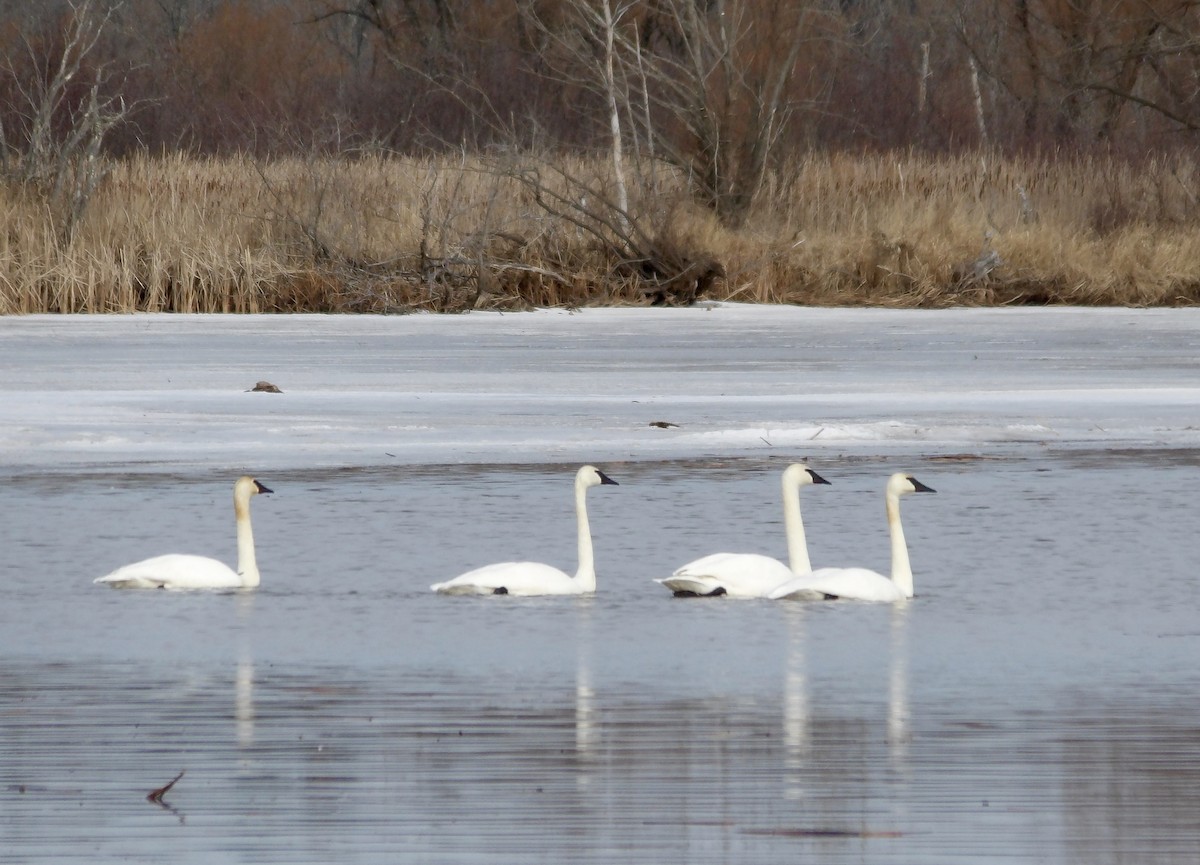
[234,493,260,588]
[886,491,913,598]
[782,474,812,574]
[573,480,597,591]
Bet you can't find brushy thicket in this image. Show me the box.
[3,149,1200,315]
[6,2,1200,314]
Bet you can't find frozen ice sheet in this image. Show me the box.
[2,304,1199,471]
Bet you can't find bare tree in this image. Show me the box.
[524,0,824,227]
[0,0,133,243]
[311,0,464,74]
[958,0,1200,145]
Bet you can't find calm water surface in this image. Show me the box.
[3,454,1199,863]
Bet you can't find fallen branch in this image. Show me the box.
[146,770,185,806]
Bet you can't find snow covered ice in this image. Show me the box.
[3,304,1199,472]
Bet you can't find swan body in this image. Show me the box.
[94,476,272,590]
[657,463,830,598]
[773,565,909,602]
[431,465,618,596]
[769,473,934,602]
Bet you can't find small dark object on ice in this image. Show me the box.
[649,421,679,429]
[147,770,185,805]
[248,381,283,393]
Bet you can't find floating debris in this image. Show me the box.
[248,381,283,393]
[147,770,185,806]
[649,421,679,429]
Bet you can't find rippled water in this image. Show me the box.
[4,453,1200,863]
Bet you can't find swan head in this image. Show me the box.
[577,465,619,488]
[887,472,935,496]
[233,476,271,520]
[784,462,831,487]
[234,476,273,501]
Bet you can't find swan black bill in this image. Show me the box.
[597,470,619,486]
[492,586,509,595]
[807,469,832,485]
[254,480,274,495]
[908,477,935,493]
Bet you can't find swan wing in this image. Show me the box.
[663,552,796,598]
[431,562,583,596]
[769,567,905,602]
[94,554,243,590]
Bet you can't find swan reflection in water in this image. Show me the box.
[780,600,913,800]
[236,593,256,748]
[888,601,911,770]
[782,604,809,801]
[575,598,598,785]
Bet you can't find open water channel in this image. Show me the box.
[1,307,1198,863]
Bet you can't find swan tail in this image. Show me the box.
[430,580,500,595]
[94,574,167,590]
[657,576,725,597]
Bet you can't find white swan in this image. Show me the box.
[430,465,618,596]
[94,476,273,590]
[656,463,831,598]
[769,472,934,602]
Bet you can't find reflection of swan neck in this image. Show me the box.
[782,470,812,574]
[234,485,260,588]
[783,604,809,774]
[573,475,596,591]
[236,658,255,746]
[888,602,911,758]
[886,489,913,598]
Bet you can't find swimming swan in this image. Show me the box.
[769,472,934,602]
[430,465,618,596]
[656,463,831,598]
[94,476,273,590]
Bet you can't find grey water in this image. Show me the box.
[3,454,1200,864]
[3,308,1200,863]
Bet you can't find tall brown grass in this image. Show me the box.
[3,150,1200,315]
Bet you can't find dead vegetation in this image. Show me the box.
[2,149,1200,315]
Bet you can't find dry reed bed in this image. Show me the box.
[2,151,1199,314]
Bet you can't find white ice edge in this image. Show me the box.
[3,306,1200,471]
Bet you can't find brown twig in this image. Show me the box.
[147,770,185,805]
